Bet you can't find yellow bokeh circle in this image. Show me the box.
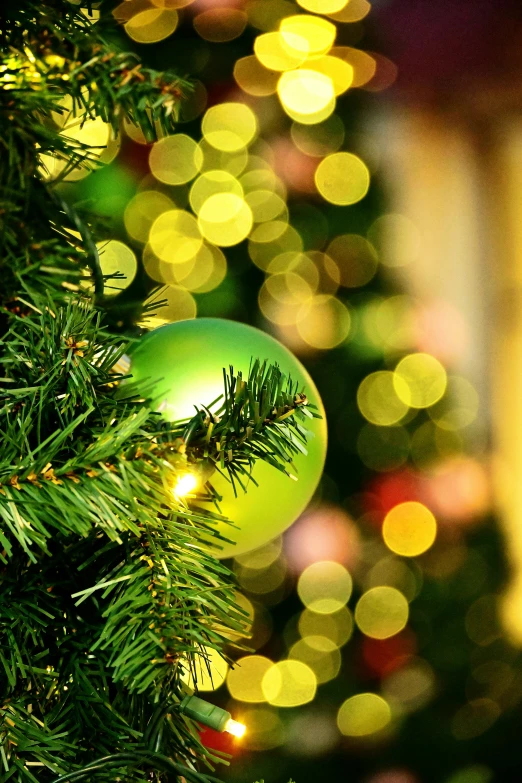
[337,693,391,737]
[149,210,202,264]
[189,170,243,215]
[298,607,354,649]
[96,240,137,296]
[181,645,228,691]
[315,152,370,205]
[125,8,178,44]
[382,501,437,557]
[279,15,336,57]
[296,295,351,350]
[254,31,308,72]
[278,69,336,121]
[138,285,196,330]
[393,353,448,409]
[246,190,288,224]
[198,193,253,247]
[262,660,317,707]
[289,638,342,684]
[309,55,353,96]
[234,55,279,96]
[124,190,174,244]
[198,138,249,177]
[297,561,353,614]
[355,586,409,640]
[227,655,273,703]
[149,134,203,185]
[357,371,410,426]
[202,102,257,152]
[298,0,349,11]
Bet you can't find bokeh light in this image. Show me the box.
[198,193,253,246]
[382,502,437,557]
[277,69,336,124]
[189,170,243,214]
[315,152,370,205]
[124,7,179,43]
[365,557,422,603]
[149,209,201,265]
[194,8,247,42]
[254,31,308,72]
[285,504,360,572]
[202,102,257,152]
[138,285,197,329]
[149,134,203,185]
[279,15,336,57]
[355,587,409,639]
[357,371,410,426]
[234,55,279,96]
[337,693,391,737]
[297,295,351,350]
[227,655,273,703]
[297,0,349,14]
[288,638,342,684]
[297,561,353,614]
[181,645,228,691]
[451,699,501,741]
[124,190,175,243]
[262,660,317,707]
[393,353,448,409]
[327,0,371,23]
[96,240,137,295]
[382,658,436,714]
[298,606,354,649]
[285,710,339,757]
[327,234,378,288]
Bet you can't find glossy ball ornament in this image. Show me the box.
[128,318,327,558]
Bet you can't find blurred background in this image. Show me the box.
[57,0,522,780]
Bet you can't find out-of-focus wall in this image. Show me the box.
[372,0,522,642]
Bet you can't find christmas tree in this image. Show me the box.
[0,4,321,781]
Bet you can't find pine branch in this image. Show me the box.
[0,1,189,303]
[0,4,318,781]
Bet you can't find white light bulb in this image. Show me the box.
[173,473,198,498]
[224,718,246,738]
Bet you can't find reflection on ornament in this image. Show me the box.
[128,319,327,558]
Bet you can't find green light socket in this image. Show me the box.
[180,695,231,732]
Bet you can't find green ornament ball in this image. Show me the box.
[128,318,327,559]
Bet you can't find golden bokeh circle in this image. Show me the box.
[262,660,317,707]
[149,134,203,185]
[227,655,273,703]
[297,561,353,614]
[315,152,370,205]
[355,586,409,640]
[337,693,391,737]
[382,501,437,558]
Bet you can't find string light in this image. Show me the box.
[173,473,198,498]
[225,718,247,738]
[180,695,246,737]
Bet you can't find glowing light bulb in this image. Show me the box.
[225,718,246,738]
[174,473,198,498]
